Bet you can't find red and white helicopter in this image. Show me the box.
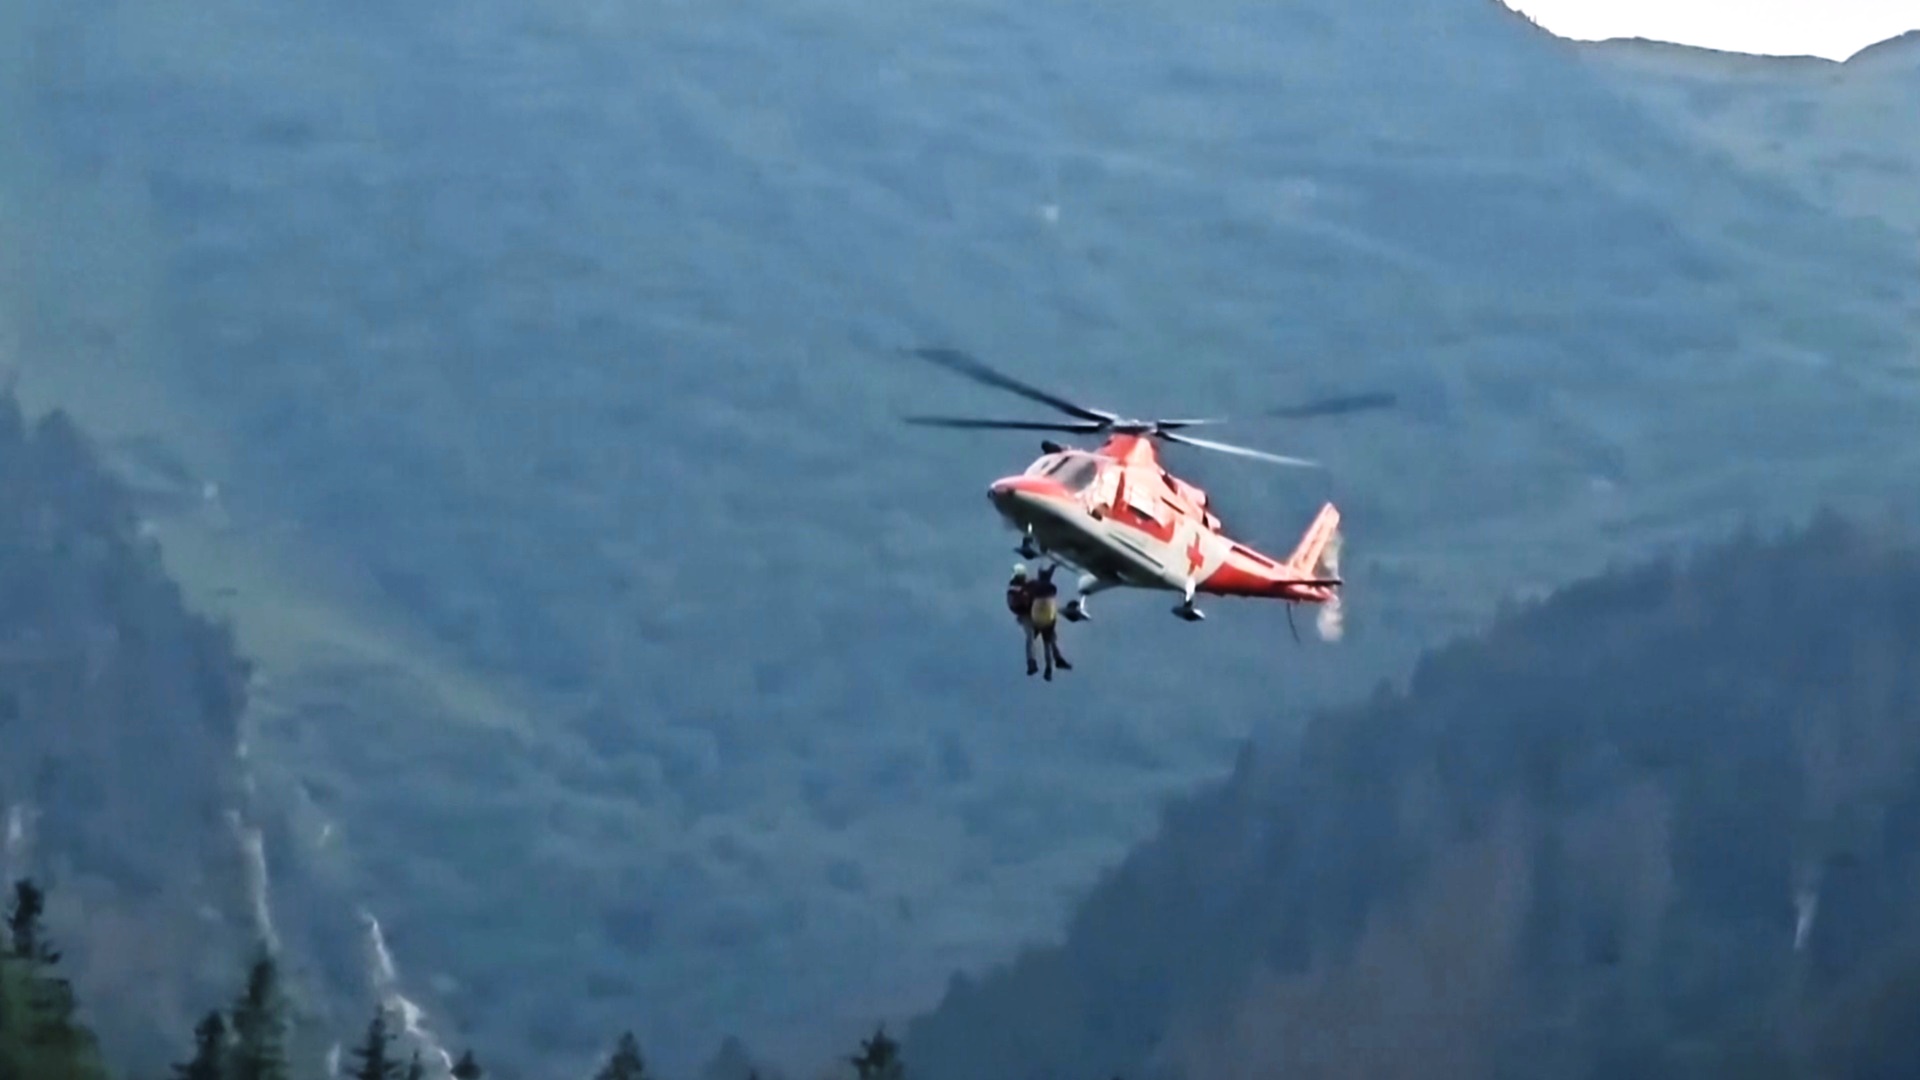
[902,347,1395,641]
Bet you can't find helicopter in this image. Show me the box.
[900,347,1396,639]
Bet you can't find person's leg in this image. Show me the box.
[1024,621,1039,675]
[1049,628,1071,670]
[1041,626,1055,680]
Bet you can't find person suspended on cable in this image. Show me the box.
[1007,564,1039,676]
[1028,564,1072,680]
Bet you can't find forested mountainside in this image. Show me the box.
[0,392,259,1069]
[6,0,1920,1072]
[904,510,1920,1080]
[1586,30,1920,240]
[14,406,1920,1080]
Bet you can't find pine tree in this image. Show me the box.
[3,878,80,1052]
[0,880,108,1080]
[4,879,58,965]
[700,1034,760,1080]
[349,1006,403,1080]
[450,1050,483,1080]
[227,949,290,1080]
[172,1011,229,1080]
[594,1032,650,1080]
[848,1026,904,1080]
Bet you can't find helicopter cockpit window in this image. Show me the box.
[1025,454,1066,477]
[1023,452,1101,493]
[1050,454,1101,494]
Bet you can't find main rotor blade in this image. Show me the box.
[903,415,1109,433]
[1266,392,1399,420]
[902,347,1116,424]
[1161,431,1323,468]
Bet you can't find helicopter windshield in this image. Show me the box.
[1029,452,1101,494]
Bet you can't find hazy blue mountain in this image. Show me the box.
[903,512,1920,1080]
[4,0,1919,1073]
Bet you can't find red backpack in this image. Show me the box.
[1006,581,1031,617]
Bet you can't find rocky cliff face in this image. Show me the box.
[0,391,422,1076]
[0,393,258,1068]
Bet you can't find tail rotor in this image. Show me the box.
[1314,523,1344,642]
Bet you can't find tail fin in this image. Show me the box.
[1287,502,1342,581]
[1292,502,1345,643]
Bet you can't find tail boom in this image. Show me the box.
[1197,502,1343,602]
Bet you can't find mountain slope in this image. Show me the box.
[904,512,1920,1080]
[5,0,1920,1073]
[1584,30,1920,240]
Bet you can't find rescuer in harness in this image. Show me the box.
[1008,563,1072,680]
[1007,564,1040,675]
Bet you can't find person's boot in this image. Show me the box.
[1027,658,1039,676]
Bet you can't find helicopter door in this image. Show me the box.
[1091,464,1121,510]
[1125,471,1165,522]
[1121,469,1174,541]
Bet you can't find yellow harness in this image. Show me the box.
[1029,594,1058,630]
